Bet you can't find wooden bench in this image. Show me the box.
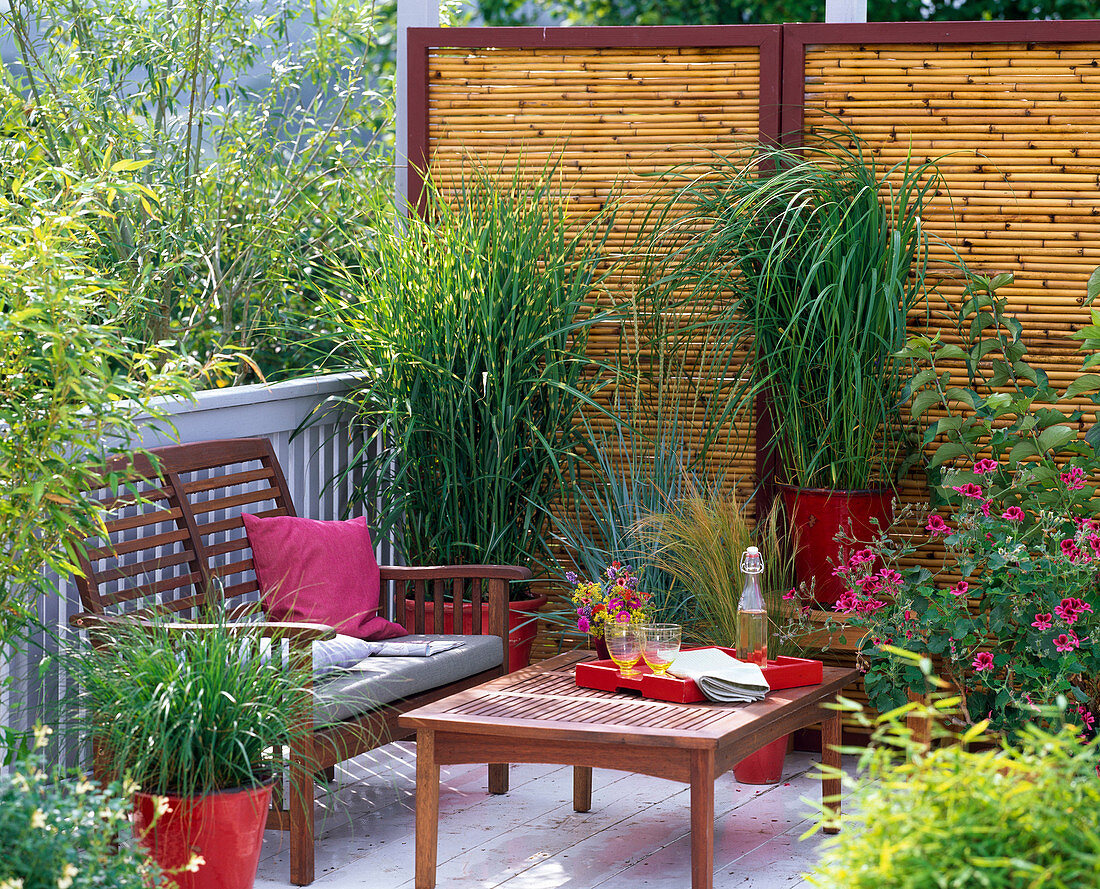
[68,436,531,885]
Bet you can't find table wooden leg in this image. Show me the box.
[689,750,716,889]
[822,708,842,835]
[415,729,440,889]
[573,766,592,812]
[488,763,509,794]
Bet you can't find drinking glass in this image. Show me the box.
[604,622,643,677]
[642,624,681,674]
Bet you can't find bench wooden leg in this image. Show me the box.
[573,766,592,812]
[416,730,440,889]
[289,741,316,885]
[488,762,509,794]
[822,708,842,835]
[689,750,716,889]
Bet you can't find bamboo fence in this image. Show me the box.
[420,33,1100,727]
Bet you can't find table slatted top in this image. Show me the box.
[400,653,858,748]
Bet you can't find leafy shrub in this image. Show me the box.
[807,698,1100,889]
[0,731,157,889]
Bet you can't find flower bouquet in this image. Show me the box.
[567,561,650,655]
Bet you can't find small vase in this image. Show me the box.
[590,635,609,660]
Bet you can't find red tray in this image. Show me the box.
[574,647,823,704]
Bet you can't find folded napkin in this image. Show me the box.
[667,648,770,704]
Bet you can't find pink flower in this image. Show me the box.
[1061,539,1083,561]
[1054,597,1094,625]
[1032,612,1053,629]
[1001,506,1024,521]
[577,616,590,634]
[1061,467,1087,490]
[1076,706,1096,731]
[904,609,917,621]
[851,549,876,565]
[973,459,999,475]
[1054,631,1080,652]
[979,499,992,517]
[972,651,994,671]
[952,483,985,499]
[950,581,969,597]
[878,568,903,586]
[926,514,951,536]
[782,588,798,601]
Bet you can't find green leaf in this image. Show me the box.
[109,158,153,172]
[1037,425,1076,453]
[1088,265,1100,305]
[910,389,941,419]
[1066,373,1100,399]
[928,442,968,469]
[1008,439,1039,463]
[935,343,969,362]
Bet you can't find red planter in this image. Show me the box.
[733,735,788,784]
[779,485,893,606]
[134,781,272,889]
[404,596,547,673]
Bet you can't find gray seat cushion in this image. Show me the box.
[313,634,503,725]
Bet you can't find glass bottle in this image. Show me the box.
[737,545,768,666]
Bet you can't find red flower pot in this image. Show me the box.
[779,485,893,606]
[733,735,788,784]
[134,781,272,889]
[590,635,609,660]
[404,596,547,672]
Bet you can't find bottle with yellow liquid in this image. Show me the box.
[737,546,768,667]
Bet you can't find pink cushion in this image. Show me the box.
[242,514,406,640]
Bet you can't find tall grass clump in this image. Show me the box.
[639,479,796,652]
[310,162,618,567]
[67,616,309,797]
[643,132,947,489]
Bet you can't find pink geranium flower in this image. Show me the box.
[950,581,969,597]
[952,483,984,499]
[1054,631,1080,652]
[782,588,798,601]
[926,514,950,536]
[973,458,999,475]
[972,651,994,671]
[1061,467,1087,490]
[1076,706,1096,731]
[1001,506,1024,521]
[1031,612,1053,629]
[1054,597,1094,625]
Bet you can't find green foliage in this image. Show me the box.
[0,169,194,658]
[550,0,1097,27]
[807,699,1100,889]
[1,0,392,381]
[816,270,1100,734]
[643,132,942,490]
[307,162,619,568]
[0,734,158,889]
[66,615,310,798]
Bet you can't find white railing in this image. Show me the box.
[4,373,375,761]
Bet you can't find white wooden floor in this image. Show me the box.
[256,744,845,889]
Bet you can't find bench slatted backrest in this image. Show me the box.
[75,438,296,617]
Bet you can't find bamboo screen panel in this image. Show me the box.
[424,42,767,655]
[802,40,1100,551]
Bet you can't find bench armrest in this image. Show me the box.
[69,612,336,643]
[378,565,532,582]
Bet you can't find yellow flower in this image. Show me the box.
[57,863,78,889]
[183,854,206,873]
[32,724,53,749]
[30,808,47,830]
[0,878,26,889]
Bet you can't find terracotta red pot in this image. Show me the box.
[590,635,610,660]
[778,485,893,606]
[403,596,547,672]
[733,735,788,784]
[134,780,272,889]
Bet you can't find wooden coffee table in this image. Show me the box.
[399,652,857,889]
